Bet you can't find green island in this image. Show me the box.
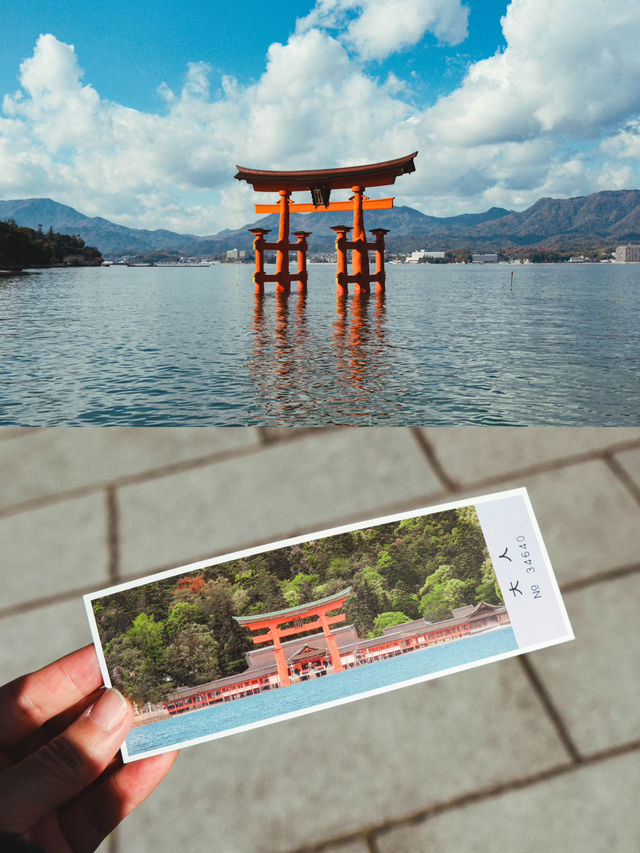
[0,219,102,271]
[93,507,502,704]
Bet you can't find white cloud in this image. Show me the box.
[426,0,640,146]
[1,1,640,234]
[0,31,415,231]
[297,0,469,60]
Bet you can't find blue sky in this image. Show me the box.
[1,2,318,112]
[1,0,639,233]
[1,0,507,111]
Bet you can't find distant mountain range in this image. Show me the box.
[2,190,640,257]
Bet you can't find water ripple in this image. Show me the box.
[0,264,638,424]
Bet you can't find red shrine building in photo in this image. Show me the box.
[164,589,510,717]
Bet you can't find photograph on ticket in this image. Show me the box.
[84,487,573,762]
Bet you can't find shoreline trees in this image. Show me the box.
[0,219,102,268]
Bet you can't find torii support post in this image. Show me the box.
[331,195,390,296]
[250,227,270,294]
[271,632,291,687]
[293,230,311,294]
[331,225,351,298]
[274,189,291,295]
[370,228,389,294]
[318,612,345,673]
[249,193,310,296]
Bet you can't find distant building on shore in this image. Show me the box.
[406,250,446,263]
[226,248,248,261]
[472,252,498,263]
[615,244,640,262]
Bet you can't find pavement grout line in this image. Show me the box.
[288,741,640,853]
[91,491,453,581]
[0,440,267,519]
[106,486,120,582]
[517,655,582,763]
[286,832,373,853]
[3,521,638,624]
[2,435,640,521]
[441,438,640,495]
[410,428,459,491]
[561,561,640,593]
[364,740,640,850]
[0,426,368,519]
[259,427,340,443]
[256,427,271,445]
[0,583,112,621]
[604,452,640,506]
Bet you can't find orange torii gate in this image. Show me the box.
[234,152,417,297]
[233,588,352,687]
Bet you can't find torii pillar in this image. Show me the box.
[349,186,370,294]
[274,190,291,294]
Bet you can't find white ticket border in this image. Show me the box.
[84,487,574,763]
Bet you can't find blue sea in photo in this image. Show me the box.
[1,262,639,425]
[126,626,518,756]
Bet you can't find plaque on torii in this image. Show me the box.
[234,152,417,297]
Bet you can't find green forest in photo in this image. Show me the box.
[93,507,503,704]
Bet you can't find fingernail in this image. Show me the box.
[88,688,128,732]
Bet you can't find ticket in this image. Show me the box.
[84,487,573,762]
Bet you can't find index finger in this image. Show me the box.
[0,645,103,750]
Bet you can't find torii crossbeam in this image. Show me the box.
[235,152,417,297]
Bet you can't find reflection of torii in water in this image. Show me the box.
[233,588,352,687]
[234,153,417,297]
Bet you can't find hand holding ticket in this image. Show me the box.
[84,488,573,762]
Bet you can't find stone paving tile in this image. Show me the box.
[117,428,444,578]
[375,751,640,853]
[117,659,569,853]
[421,427,640,487]
[0,428,260,511]
[613,447,640,493]
[0,492,110,610]
[469,459,640,586]
[0,597,92,684]
[525,574,640,756]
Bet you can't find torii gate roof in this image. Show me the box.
[234,152,417,192]
[234,587,352,626]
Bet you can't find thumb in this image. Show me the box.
[0,688,133,835]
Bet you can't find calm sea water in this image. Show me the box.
[125,626,518,757]
[1,263,638,425]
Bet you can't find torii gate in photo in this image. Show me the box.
[233,588,352,688]
[234,152,417,297]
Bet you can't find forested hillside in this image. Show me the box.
[93,507,502,703]
[5,189,640,256]
[0,219,102,268]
